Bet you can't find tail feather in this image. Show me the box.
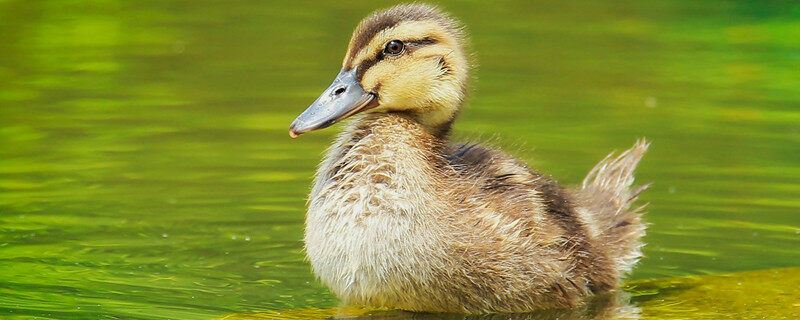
[578,139,650,275]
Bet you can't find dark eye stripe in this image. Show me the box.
[355,37,440,82]
[407,37,437,47]
[357,57,380,82]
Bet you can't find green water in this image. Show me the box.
[1,1,798,319]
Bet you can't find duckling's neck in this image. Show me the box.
[355,112,450,147]
[411,109,458,139]
[365,112,446,156]
[310,112,448,219]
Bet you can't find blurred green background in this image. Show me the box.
[1,0,798,319]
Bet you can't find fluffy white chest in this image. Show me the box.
[302,128,446,305]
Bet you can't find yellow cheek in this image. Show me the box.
[362,58,442,111]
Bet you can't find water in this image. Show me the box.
[1,0,798,319]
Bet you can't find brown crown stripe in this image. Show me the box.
[346,4,457,67]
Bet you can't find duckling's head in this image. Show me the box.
[290,4,469,138]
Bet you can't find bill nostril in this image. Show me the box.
[333,87,346,96]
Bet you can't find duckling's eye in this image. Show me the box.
[384,40,404,55]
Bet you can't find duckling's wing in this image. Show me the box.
[445,142,553,221]
[445,141,642,292]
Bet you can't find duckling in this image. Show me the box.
[289,3,649,314]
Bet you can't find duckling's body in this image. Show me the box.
[305,113,647,313]
[292,4,649,314]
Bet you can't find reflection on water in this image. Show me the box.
[223,291,639,320]
[1,0,798,319]
[222,268,800,319]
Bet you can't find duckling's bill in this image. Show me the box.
[289,68,376,138]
